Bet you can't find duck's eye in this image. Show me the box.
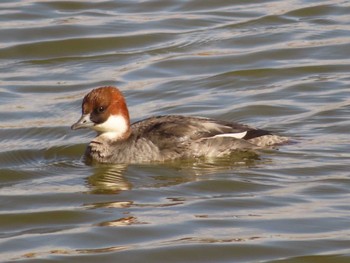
[96,106,105,113]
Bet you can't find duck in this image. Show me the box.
[71,86,288,163]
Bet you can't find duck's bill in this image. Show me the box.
[71,114,94,130]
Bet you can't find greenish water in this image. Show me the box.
[1,0,350,262]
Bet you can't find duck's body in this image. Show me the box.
[71,87,288,164]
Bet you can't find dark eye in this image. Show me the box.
[96,106,105,113]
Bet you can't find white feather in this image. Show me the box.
[93,115,128,140]
[213,131,247,139]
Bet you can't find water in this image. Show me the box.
[1,0,350,262]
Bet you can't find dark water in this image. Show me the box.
[1,0,350,262]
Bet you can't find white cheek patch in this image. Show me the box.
[213,131,247,139]
[93,115,129,139]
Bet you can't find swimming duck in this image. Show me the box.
[71,86,288,163]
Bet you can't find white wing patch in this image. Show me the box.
[213,131,247,139]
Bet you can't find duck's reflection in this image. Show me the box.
[84,151,265,228]
[86,150,263,194]
[164,150,263,175]
[87,163,131,194]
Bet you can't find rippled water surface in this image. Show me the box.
[1,0,350,262]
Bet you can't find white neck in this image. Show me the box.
[93,114,129,140]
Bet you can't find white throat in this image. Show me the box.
[93,114,129,140]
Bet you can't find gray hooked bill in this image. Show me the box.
[71,114,94,130]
